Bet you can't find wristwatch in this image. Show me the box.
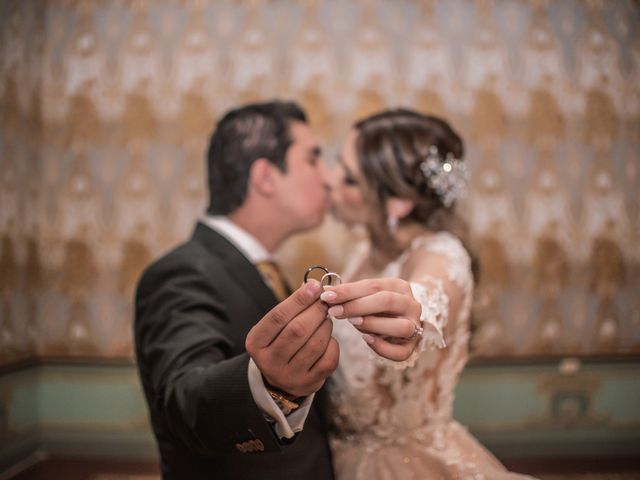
[267,388,303,416]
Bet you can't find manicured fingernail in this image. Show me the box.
[328,305,344,317]
[306,279,322,296]
[348,317,363,326]
[362,333,375,344]
[320,291,337,302]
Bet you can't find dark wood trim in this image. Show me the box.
[0,356,135,375]
[504,455,640,475]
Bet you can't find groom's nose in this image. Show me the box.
[322,163,340,191]
[318,162,333,192]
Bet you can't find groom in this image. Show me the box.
[134,100,422,480]
[134,101,337,480]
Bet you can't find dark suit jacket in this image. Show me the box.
[134,222,334,480]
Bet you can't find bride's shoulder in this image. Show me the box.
[409,231,470,263]
[405,231,473,289]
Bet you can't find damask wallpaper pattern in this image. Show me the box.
[0,0,638,365]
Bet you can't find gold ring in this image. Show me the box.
[320,272,342,287]
[407,324,424,340]
[304,265,330,283]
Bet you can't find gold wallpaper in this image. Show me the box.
[0,0,638,365]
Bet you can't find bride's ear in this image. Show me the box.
[386,197,415,221]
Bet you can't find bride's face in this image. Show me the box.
[330,129,370,226]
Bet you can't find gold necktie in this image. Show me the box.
[256,261,289,302]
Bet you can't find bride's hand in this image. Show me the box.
[320,278,422,362]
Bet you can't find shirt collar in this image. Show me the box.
[201,215,271,264]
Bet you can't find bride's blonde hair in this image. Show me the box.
[354,108,477,277]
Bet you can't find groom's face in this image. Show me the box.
[271,121,329,233]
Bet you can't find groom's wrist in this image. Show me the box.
[262,379,305,415]
[267,389,301,415]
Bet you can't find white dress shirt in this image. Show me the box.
[200,216,314,439]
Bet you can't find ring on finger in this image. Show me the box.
[406,323,424,340]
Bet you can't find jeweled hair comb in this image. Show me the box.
[419,145,469,208]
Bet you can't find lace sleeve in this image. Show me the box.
[376,232,473,370]
[411,277,448,350]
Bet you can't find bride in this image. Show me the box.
[321,109,535,479]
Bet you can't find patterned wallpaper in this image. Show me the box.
[0,0,638,365]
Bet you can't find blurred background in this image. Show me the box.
[0,0,638,478]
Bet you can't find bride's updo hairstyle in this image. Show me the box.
[354,108,472,260]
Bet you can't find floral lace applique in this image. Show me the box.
[410,231,472,290]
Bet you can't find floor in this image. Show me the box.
[505,458,640,480]
[7,457,640,480]
[539,477,640,480]
[7,458,159,480]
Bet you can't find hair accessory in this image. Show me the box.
[419,145,469,207]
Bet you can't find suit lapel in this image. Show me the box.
[191,222,278,315]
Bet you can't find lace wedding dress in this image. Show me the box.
[328,231,535,480]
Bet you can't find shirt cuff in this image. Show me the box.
[247,358,315,439]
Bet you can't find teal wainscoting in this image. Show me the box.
[453,359,640,459]
[1,358,639,471]
[0,361,156,472]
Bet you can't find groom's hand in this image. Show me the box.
[245,279,339,398]
[320,278,422,362]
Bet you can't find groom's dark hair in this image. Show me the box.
[206,100,308,215]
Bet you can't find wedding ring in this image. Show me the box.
[304,265,330,284]
[407,323,424,340]
[320,272,342,287]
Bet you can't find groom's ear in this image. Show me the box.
[248,158,277,197]
[386,197,415,220]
